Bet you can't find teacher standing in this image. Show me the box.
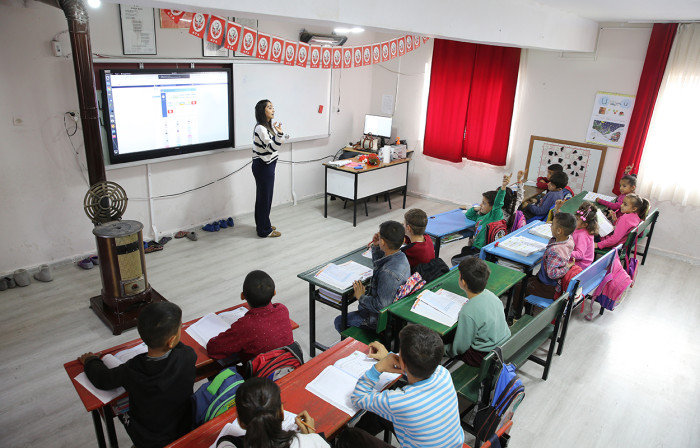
[252,99,287,238]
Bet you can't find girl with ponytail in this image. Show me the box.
[216,378,329,448]
[596,194,649,251]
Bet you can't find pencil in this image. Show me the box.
[297,417,315,432]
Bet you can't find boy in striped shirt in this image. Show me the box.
[350,324,464,448]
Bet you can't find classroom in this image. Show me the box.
[1,0,700,447]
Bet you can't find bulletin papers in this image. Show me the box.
[314,261,373,290]
[529,223,553,240]
[73,343,148,404]
[305,351,400,415]
[185,307,249,348]
[583,192,616,203]
[497,236,547,257]
[209,410,299,448]
[410,289,468,327]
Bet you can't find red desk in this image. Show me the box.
[64,304,299,448]
[167,338,369,448]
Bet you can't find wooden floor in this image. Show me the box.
[1,194,698,447]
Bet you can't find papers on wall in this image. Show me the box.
[305,351,400,416]
[185,308,248,348]
[597,209,614,237]
[209,410,300,448]
[314,261,373,290]
[410,289,468,327]
[583,191,616,203]
[529,223,553,240]
[497,236,547,257]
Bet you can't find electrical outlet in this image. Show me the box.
[68,111,79,122]
[51,40,63,57]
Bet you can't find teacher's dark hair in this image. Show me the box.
[255,99,274,134]
[236,377,296,448]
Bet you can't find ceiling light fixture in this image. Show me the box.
[300,29,348,46]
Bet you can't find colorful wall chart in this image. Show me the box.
[586,91,635,148]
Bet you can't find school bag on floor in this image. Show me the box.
[474,348,525,444]
[625,238,639,287]
[193,367,245,426]
[240,342,304,381]
[589,254,632,313]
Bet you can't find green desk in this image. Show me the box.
[297,246,373,356]
[386,261,525,347]
[559,191,609,215]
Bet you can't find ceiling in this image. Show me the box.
[530,0,700,23]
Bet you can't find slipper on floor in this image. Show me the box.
[218,219,228,229]
[90,255,99,265]
[186,231,198,241]
[174,231,189,239]
[227,217,234,227]
[78,258,94,270]
[144,245,163,253]
[268,230,282,238]
[158,236,172,245]
[202,223,218,232]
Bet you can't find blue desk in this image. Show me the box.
[425,209,476,257]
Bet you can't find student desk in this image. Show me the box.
[167,338,371,448]
[479,221,550,317]
[386,262,524,348]
[298,246,374,356]
[523,184,545,203]
[425,209,476,258]
[324,156,410,226]
[64,304,299,448]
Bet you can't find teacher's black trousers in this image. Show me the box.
[252,158,276,237]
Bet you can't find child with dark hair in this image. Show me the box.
[207,270,293,362]
[400,208,435,270]
[510,212,576,319]
[596,173,637,219]
[215,377,329,448]
[350,324,464,448]
[335,221,410,332]
[535,163,563,189]
[502,170,526,230]
[78,302,196,448]
[556,200,598,269]
[523,171,569,220]
[596,194,650,250]
[445,258,510,367]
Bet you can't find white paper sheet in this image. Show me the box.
[411,298,458,327]
[529,223,553,240]
[314,261,372,290]
[74,372,125,404]
[497,236,547,257]
[583,192,616,203]
[185,313,231,348]
[112,343,147,364]
[597,209,614,237]
[218,308,248,326]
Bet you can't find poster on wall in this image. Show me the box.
[120,5,157,55]
[585,91,635,148]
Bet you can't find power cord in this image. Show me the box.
[63,111,89,186]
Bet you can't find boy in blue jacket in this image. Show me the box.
[523,171,569,221]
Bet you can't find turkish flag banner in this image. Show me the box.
[164,9,185,24]
[270,37,284,63]
[381,42,390,62]
[398,37,405,56]
[321,47,332,69]
[413,35,421,49]
[423,36,429,43]
[283,40,297,66]
[224,21,242,51]
[256,33,271,60]
[309,46,322,68]
[372,44,381,64]
[332,48,342,69]
[240,27,257,56]
[189,13,209,39]
[343,48,353,68]
[362,45,372,65]
[206,16,226,45]
[389,39,398,59]
[296,42,310,67]
[405,35,413,52]
[353,47,363,66]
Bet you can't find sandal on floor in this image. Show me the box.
[174,231,188,239]
[186,231,198,241]
[158,236,172,245]
[268,230,282,238]
[145,245,163,253]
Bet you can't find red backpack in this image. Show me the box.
[487,220,508,244]
[241,342,304,381]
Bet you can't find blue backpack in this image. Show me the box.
[193,367,245,427]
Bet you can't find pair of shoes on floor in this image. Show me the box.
[218,217,235,229]
[1,276,17,289]
[14,269,30,287]
[268,230,282,238]
[202,222,220,232]
[78,258,95,270]
[34,264,53,282]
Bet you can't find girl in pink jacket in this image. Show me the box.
[596,194,649,250]
[570,202,598,269]
[596,172,637,219]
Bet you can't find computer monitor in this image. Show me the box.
[363,114,392,139]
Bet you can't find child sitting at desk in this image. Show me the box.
[334,221,410,333]
[535,163,575,197]
[555,200,598,269]
[350,324,464,448]
[207,270,293,363]
[400,208,435,270]
[522,171,569,221]
[596,194,649,251]
[215,377,329,448]
[78,302,196,448]
[510,212,576,319]
[445,258,511,367]
[596,171,637,219]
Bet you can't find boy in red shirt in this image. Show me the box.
[207,270,293,362]
[400,208,435,270]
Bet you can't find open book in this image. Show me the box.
[73,343,148,404]
[305,351,400,416]
[583,191,616,203]
[596,208,614,237]
[529,223,553,240]
[185,307,248,349]
[497,236,547,257]
[209,410,299,448]
[410,289,468,327]
[314,261,373,290]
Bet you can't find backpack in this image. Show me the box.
[394,272,427,302]
[487,220,508,244]
[413,257,449,284]
[510,210,526,233]
[625,238,639,287]
[589,254,632,313]
[193,367,245,427]
[240,342,304,381]
[474,348,525,443]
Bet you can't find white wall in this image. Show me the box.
[0,2,373,274]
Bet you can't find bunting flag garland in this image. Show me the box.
[240,27,257,56]
[189,13,208,39]
[206,16,225,45]
[177,10,429,69]
[224,21,242,51]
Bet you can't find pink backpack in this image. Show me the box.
[583,255,632,319]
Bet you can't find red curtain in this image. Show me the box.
[463,45,521,165]
[423,39,520,166]
[614,23,678,194]
[423,39,477,162]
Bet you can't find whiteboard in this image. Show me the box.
[233,61,331,148]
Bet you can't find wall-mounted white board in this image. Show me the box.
[233,61,331,148]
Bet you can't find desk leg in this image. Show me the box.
[504,287,515,319]
[434,236,442,258]
[353,175,358,227]
[341,295,348,331]
[516,272,530,319]
[403,163,409,208]
[324,168,328,218]
[309,284,316,357]
[104,406,119,448]
[91,410,107,448]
